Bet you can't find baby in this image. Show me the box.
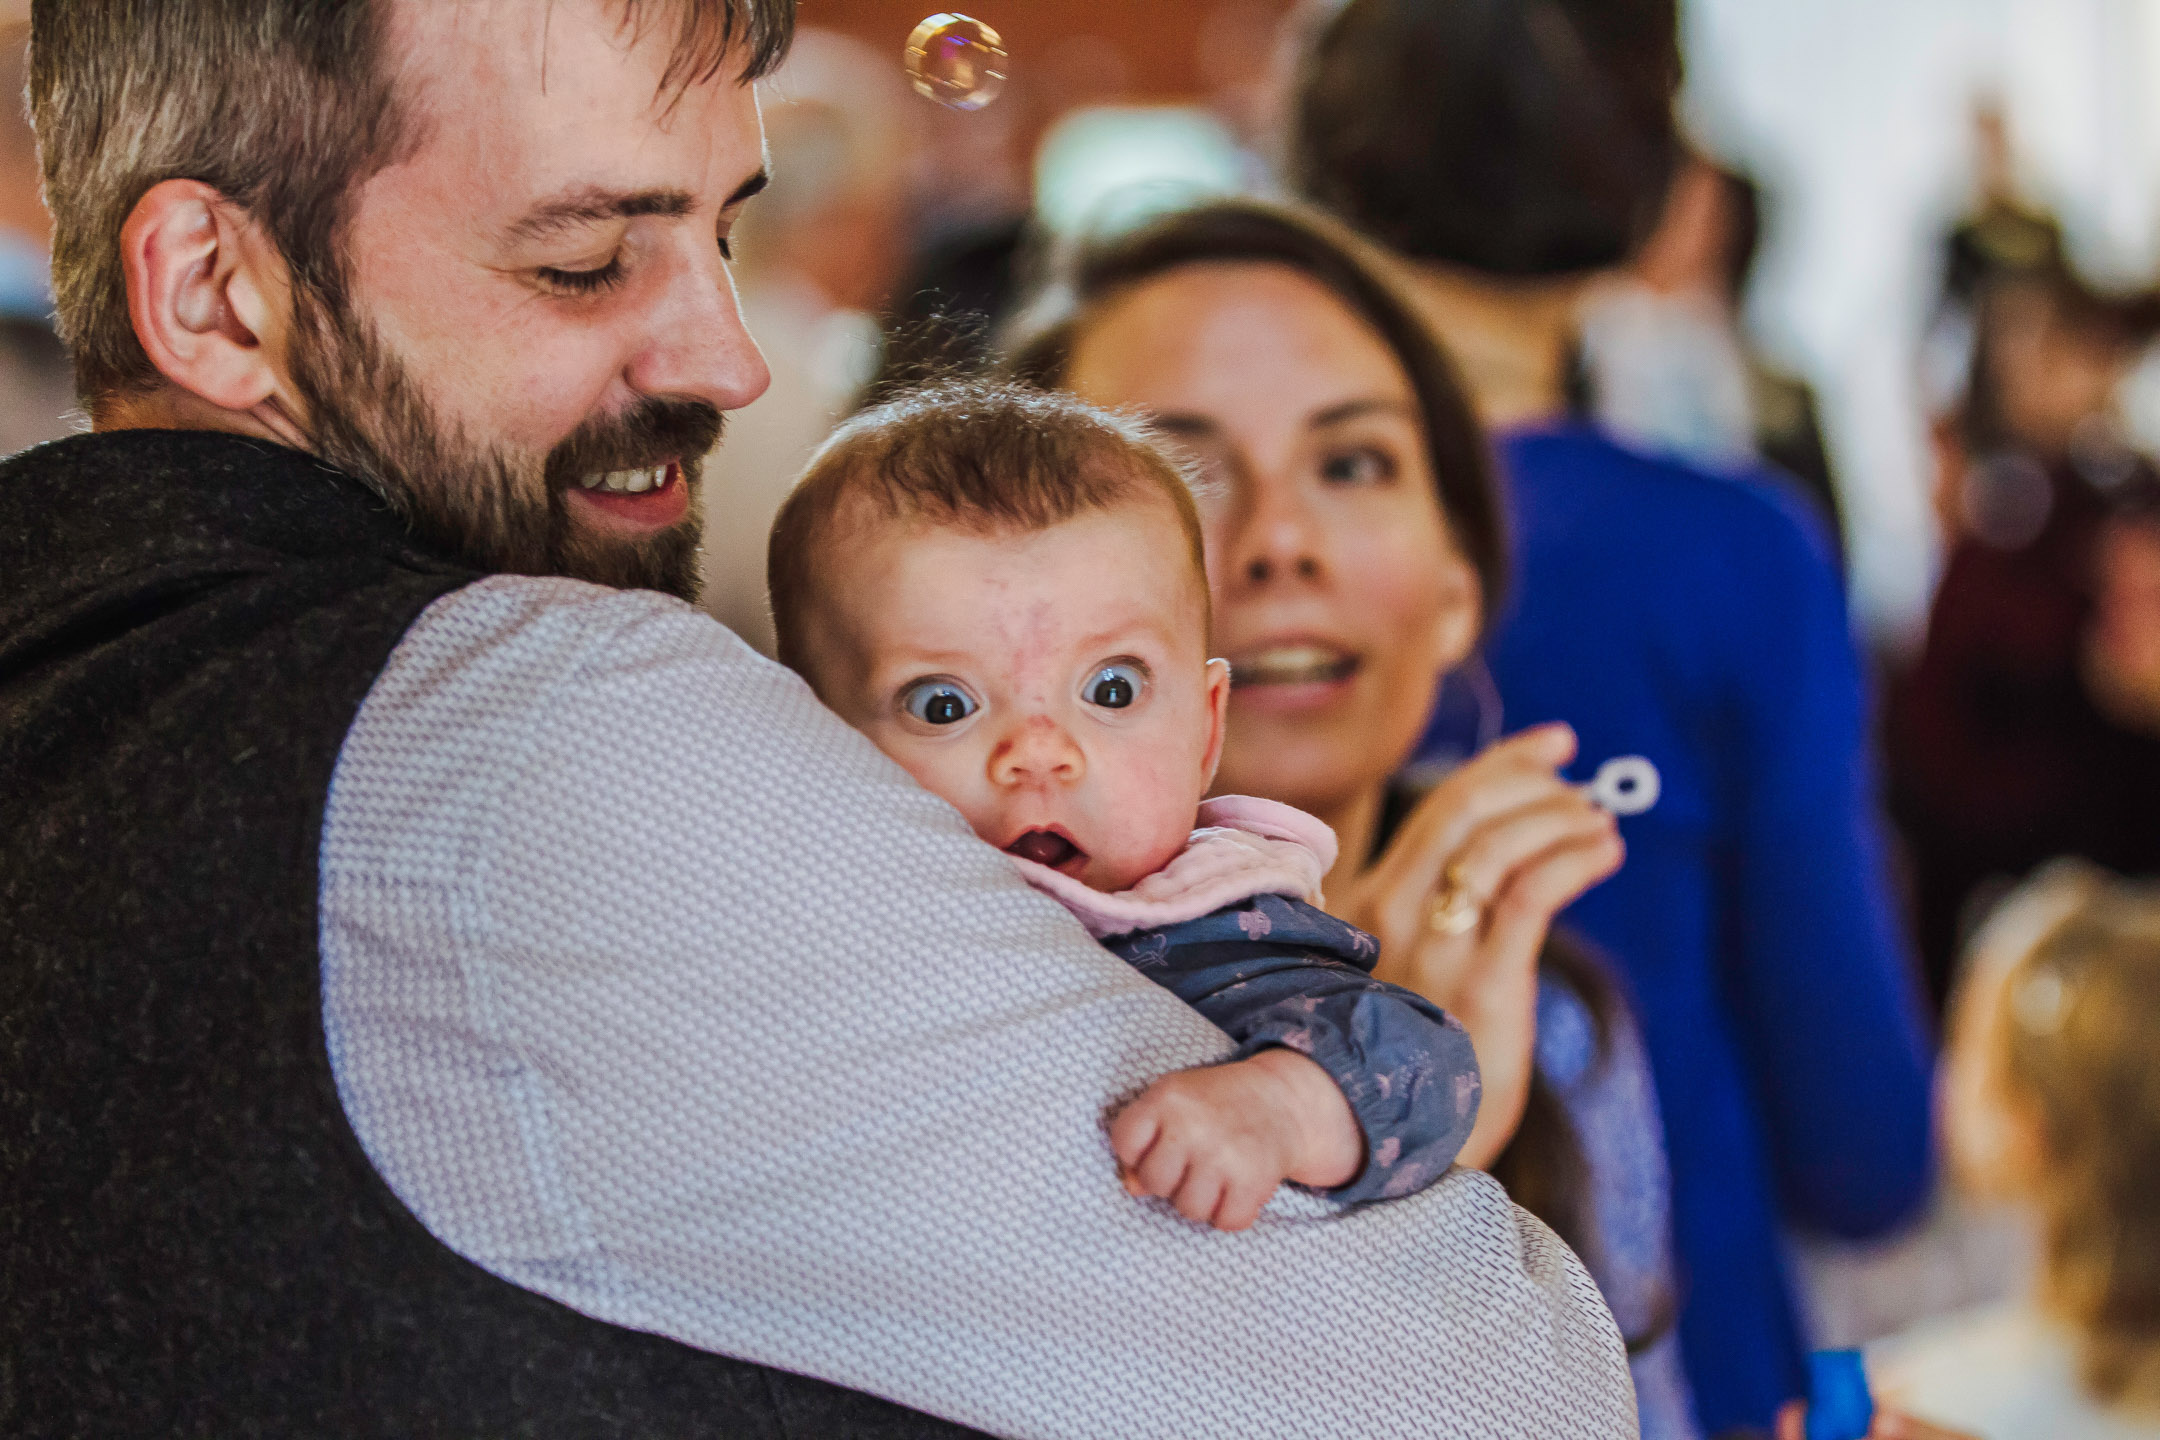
[767,381,1479,1231]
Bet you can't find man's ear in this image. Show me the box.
[1199,657,1233,790]
[119,179,304,429]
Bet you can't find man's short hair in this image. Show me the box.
[28,0,794,406]
[767,381,1208,676]
[1291,0,1681,278]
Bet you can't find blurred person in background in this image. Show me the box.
[1577,153,1842,547]
[1291,0,1935,1431]
[0,18,75,453]
[1885,169,2160,1013]
[2084,487,2160,742]
[1869,861,2160,1440]
[1018,197,1701,1440]
[698,29,912,653]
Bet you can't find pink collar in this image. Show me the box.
[1008,795,1339,940]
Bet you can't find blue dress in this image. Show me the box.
[1426,425,1936,1432]
[1539,975,1700,1440]
[1107,893,1481,1205]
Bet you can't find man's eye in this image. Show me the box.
[537,258,626,296]
[1084,665,1144,710]
[901,680,979,726]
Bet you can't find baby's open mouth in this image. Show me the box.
[1005,828,1086,873]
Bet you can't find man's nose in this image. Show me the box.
[624,246,772,415]
[988,716,1085,788]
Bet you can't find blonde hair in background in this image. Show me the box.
[1960,859,2160,1411]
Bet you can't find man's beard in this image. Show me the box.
[287,285,723,601]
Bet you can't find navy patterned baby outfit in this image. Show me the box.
[1107,892,1481,1206]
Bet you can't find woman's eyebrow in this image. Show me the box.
[1308,397,1419,429]
[1144,411,1220,440]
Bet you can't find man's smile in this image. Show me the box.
[563,459,689,530]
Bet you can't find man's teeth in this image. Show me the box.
[578,466,669,494]
[1232,646,1359,686]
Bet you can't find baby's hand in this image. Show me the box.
[1108,1048,1363,1231]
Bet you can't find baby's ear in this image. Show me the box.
[1200,658,1233,786]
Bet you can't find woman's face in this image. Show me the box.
[1065,261,1482,820]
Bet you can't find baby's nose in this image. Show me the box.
[990,716,1085,786]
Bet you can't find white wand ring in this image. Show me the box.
[1586,756,1661,816]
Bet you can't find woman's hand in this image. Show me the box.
[1775,1401,1979,1440]
[1329,723,1623,1168]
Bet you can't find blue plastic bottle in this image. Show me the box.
[1805,1350,1875,1440]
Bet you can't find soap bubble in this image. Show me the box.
[904,13,1007,111]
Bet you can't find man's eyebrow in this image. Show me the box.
[726,169,771,208]
[503,170,767,243]
[507,186,696,242]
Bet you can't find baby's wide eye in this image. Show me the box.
[1084,665,1144,710]
[900,679,979,726]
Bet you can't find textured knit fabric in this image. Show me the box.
[1011,794,1336,939]
[323,574,1641,1440]
[1,430,982,1439]
[1426,424,1935,1432]
[1102,892,1479,1205]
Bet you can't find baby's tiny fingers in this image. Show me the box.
[1174,1171,1228,1228]
[1131,1134,1193,1203]
[1109,1103,1162,1171]
[1216,1176,1274,1232]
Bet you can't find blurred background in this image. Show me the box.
[700,0,2160,656]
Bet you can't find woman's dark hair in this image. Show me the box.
[1007,198,1507,630]
[1010,198,1670,1353]
[1291,0,1683,278]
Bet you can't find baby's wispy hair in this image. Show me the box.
[767,379,1209,675]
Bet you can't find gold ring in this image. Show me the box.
[1426,865,1484,937]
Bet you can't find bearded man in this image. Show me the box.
[0,3,1634,1436]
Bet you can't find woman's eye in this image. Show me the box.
[901,680,979,726]
[1320,447,1395,486]
[1085,665,1144,710]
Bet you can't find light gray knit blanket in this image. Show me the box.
[319,576,1639,1439]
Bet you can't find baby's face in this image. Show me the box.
[803,495,1230,893]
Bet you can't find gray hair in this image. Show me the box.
[29,0,795,407]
